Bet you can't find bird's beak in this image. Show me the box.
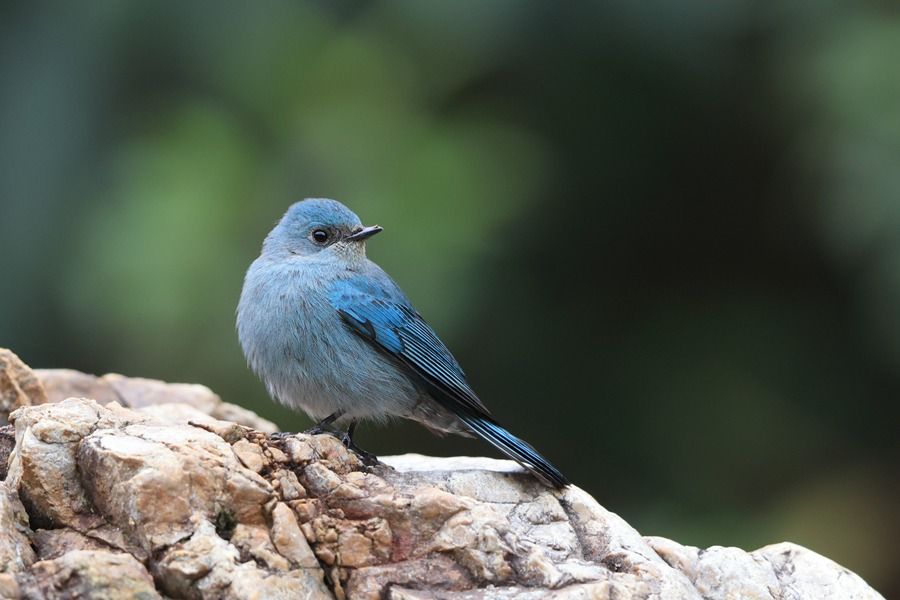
[345,225,383,242]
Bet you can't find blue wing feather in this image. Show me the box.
[328,266,568,488]
[329,272,490,417]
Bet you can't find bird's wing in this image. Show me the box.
[328,268,569,489]
[328,273,491,418]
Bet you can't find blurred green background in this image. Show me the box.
[1,1,897,594]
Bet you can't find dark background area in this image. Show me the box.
[1,2,897,594]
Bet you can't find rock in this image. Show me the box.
[211,402,278,434]
[270,502,320,568]
[647,536,883,600]
[0,349,887,600]
[16,550,161,599]
[0,350,47,426]
[7,399,119,529]
[32,527,122,560]
[0,426,14,480]
[0,483,36,574]
[232,438,267,473]
[102,374,221,411]
[0,574,19,599]
[35,368,278,433]
[153,519,329,600]
[35,369,120,406]
[77,413,273,548]
[756,542,880,600]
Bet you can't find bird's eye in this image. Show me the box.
[311,229,330,244]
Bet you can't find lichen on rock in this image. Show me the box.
[0,350,887,599]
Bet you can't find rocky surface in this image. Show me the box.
[0,349,886,599]
[0,351,47,427]
[35,368,278,434]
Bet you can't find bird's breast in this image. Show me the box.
[237,258,421,420]
[239,263,330,378]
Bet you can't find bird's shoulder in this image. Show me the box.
[327,261,491,417]
[332,261,411,303]
[326,262,419,353]
[326,262,464,368]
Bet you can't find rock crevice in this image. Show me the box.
[0,349,886,600]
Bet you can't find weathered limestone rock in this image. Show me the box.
[33,369,119,407]
[0,350,887,600]
[0,483,35,574]
[35,369,278,433]
[0,427,14,481]
[0,350,47,426]
[646,535,882,600]
[16,550,161,599]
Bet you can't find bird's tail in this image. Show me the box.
[456,413,569,489]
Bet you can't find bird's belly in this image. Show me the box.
[286,331,421,422]
[238,275,420,422]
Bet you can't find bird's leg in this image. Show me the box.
[338,420,379,466]
[271,411,345,440]
[302,410,344,436]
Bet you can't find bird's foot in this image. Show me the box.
[336,431,380,466]
[268,428,333,442]
[299,411,344,437]
[349,446,380,467]
[301,425,330,436]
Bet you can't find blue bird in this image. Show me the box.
[237,198,568,488]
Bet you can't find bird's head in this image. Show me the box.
[262,198,382,265]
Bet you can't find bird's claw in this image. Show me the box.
[351,447,380,467]
[336,432,380,466]
[268,427,334,440]
[270,421,378,466]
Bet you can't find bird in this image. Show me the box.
[236,198,568,488]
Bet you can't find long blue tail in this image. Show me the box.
[456,413,569,488]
